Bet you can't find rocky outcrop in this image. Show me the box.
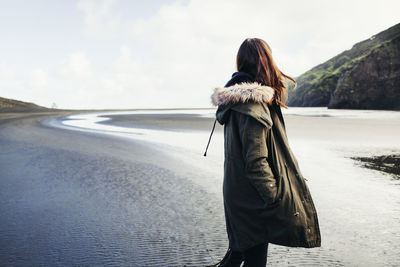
[288,23,400,110]
[328,36,400,109]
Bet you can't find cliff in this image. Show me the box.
[328,35,400,109]
[288,23,400,110]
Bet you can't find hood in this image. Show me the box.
[211,81,275,127]
[211,81,275,107]
[203,72,275,156]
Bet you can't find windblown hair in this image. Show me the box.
[236,38,297,108]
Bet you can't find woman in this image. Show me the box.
[203,38,321,266]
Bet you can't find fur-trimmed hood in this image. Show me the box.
[203,72,276,156]
[211,82,275,106]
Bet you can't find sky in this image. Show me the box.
[0,0,399,109]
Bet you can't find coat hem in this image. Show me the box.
[269,238,321,248]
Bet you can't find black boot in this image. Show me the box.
[207,247,244,267]
[242,243,268,267]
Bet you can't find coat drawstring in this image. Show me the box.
[203,118,217,157]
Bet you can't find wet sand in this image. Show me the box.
[99,113,216,132]
[0,112,227,266]
[1,110,400,266]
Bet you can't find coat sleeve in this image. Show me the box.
[236,111,278,205]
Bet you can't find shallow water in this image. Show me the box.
[2,107,400,266]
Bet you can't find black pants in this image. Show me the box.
[242,243,268,267]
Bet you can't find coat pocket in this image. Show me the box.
[256,175,280,206]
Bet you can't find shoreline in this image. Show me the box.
[4,110,399,179]
[77,110,400,180]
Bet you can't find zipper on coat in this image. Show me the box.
[284,163,299,217]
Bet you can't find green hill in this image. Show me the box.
[288,23,400,110]
[0,97,48,112]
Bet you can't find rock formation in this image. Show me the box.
[288,23,400,110]
[328,36,400,109]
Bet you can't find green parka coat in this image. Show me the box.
[204,72,321,252]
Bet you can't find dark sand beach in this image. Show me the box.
[0,111,228,266]
[1,109,400,266]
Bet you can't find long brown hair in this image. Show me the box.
[236,38,297,108]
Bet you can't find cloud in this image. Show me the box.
[129,0,400,77]
[61,52,93,79]
[77,0,120,39]
[30,68,48,88]
[0,62,15,80]
[112,44,140,89]
[100,45,154,103]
